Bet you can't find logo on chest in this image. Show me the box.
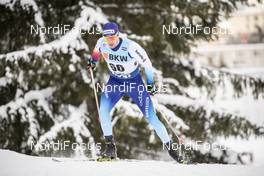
[108,54,128,62]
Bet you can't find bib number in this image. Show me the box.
[109,63,125,72]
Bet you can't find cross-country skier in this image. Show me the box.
[87,22,184,163]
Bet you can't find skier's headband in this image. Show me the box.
[102,30,119,37]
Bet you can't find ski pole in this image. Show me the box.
[158,109,181,142]
[89,68,100,122]
[158,109,183,156]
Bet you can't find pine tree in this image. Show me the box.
[0,0,263,163]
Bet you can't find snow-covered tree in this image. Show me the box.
[0,0,263,163]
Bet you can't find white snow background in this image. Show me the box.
[0,149,263,176]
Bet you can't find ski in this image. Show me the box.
[51,157,197,164]
[52,157,97,162]
[51,157,121,162]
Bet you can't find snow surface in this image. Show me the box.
[0,149,263,176]
[217,136,264,165]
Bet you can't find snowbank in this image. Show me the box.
[0,149,263,176]
[217,136,264,165]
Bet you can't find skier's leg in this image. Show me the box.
[127,75,186,163]
[99,76,124,136]
[127,75,171,143]
[98,77,124,160]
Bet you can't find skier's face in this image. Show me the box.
[103,33,119,48]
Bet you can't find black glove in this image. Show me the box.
[86,59,96,71]
[147,84,158,95]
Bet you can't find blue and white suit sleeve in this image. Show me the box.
[129,41,154,85]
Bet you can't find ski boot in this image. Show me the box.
[164,141,189,164]
[97,135,117,162]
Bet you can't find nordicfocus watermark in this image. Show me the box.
[30,141,102,151]
[30,24,101,35]
[96,82,168,93]
[162,24,231,35]
[163,141,227,151]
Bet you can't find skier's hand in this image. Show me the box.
[86,59,96,71]
[147,84,158,95]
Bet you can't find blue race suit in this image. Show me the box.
[91,37,170,143]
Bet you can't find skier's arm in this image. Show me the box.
[87,38,102,70]
[129,41,154,85]
[91,38,102,63]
